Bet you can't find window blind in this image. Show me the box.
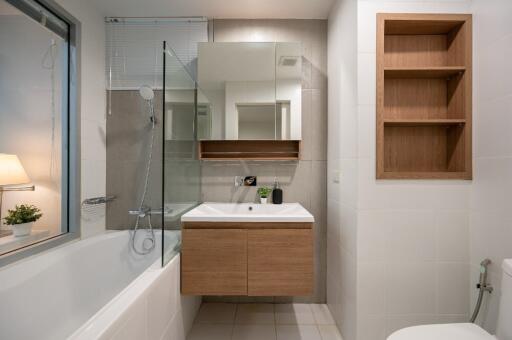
[106,18,208,90]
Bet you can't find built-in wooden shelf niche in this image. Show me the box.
[376,13,472,179]
[199,140,301,160]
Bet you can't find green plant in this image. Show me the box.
[3,204,42,225]
[257,187,273,198]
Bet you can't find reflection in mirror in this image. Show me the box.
[197,42,302,140]
[276,42,302,140]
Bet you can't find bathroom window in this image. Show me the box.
[0,0,79,263]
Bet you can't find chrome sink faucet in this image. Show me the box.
[234,176,257,187]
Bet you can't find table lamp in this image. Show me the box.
[0,154,35,229]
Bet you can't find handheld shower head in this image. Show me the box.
[139,85,154,101]
[138,85,156,126]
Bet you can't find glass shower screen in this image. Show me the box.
[162,43,202,266]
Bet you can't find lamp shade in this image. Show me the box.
[0,154,31,186]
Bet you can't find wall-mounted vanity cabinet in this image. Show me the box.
[196,42,303,160]
[181,222,314,296]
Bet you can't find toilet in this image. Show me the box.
[388,259,512,340]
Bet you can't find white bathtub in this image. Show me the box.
[0,230,200,340]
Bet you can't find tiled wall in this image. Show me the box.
[326,0,358,339]
[55,0,107,238]
[356,1,473,339]
[470,0,512,333]
[106,91,164,230]
[201,19,328,303]
[327,1,476,339]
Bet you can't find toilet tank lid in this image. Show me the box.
[503,259,512,277]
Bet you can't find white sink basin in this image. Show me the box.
[181,202,314,223]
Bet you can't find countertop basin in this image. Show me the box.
[181,202,314,223]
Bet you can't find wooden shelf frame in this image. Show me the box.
[376,13,472,180]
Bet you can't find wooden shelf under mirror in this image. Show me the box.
[377,13,472,179]
[199,140,301,160]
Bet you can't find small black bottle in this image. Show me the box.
[272,177,283,204]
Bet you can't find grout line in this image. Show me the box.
[317,324,324,340]
[229,303,238,340]
[274,302,278,339]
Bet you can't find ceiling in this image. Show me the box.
[91,0,335,19]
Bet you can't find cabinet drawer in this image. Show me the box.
[181,229,247,295]
[247,229,313,296]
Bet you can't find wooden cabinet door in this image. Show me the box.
[181,229,247,295]
[247,229,313,296]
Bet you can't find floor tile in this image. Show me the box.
[235,304,275,324]
[310,304,336,325]
[186,323,233,340]
[275,304,316,325]
[232,324,277,340]
[276,325,322,340]
[194,303,237,324]
[317,325,343,340]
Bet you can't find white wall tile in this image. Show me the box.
[437,263,470,315]
[386,263,437,314]
[476,35,512,103]
[357,211,390,262]
[357,53,376,106]
[386,212,436,262]
[358,262,386,315]
[357,315,386,340]
[474,95,512,158]
[357,105,376,159]
[472,0,512,45]
[436,211,469,263]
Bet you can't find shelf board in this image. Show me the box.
[383,119,466,126]
[384,66,466,79]
[379,171,471,180]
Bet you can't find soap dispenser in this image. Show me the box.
[272,177,283,204]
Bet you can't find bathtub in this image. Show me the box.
[0,230,200,340]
